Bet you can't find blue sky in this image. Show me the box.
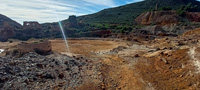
[0,0,144,24]
[0,0,199,24]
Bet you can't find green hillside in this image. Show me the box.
[77,0,200,25]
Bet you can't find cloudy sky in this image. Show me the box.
[0,0,145,24]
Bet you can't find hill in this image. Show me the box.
[1,0,200,41]
[77,0,200,25]
[0,14,22,41]
[0,14,21,28]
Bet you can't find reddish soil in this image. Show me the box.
[135,49,200,89]
[50,39,127,56]
[1,33,200,89]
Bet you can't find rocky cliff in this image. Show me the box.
[135,11,200,25]
[135,11,180,25]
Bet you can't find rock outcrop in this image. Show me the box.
[23,21,42,30]
[135,11,180,25]
[135,11,200,26]
[66,15,78,28]
[186,12,200,22]
[142,25,167,35]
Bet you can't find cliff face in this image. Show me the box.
[135,11,180,25]
[135,11,200,26]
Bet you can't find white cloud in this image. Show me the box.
[126,0,144,4]
[0,0,87,24]
[0,0,118,24]
[82,0,116,7]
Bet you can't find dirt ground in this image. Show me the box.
[50,39,128,56]
[0,42,19,49]
[1,34,200,89]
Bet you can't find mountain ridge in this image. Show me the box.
[76,0,200,25]
[0,14,22,28]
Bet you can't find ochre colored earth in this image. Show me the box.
[50,39,128,56]
[1,34,200,89]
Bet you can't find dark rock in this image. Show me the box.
[58,73,65,79]
[0,77,8,83]
[36,64,44,68]
[55,61,60,65]
[134,54,140,58]
[169,47,173,50]
[4,66,15,74]
[44,73,55,79]
[163,47,168,50]
[64,61,68,65]
[69,60,78,66]
[66,68,70,71]
[0,52,89,89]
[29,77,37,82]
[110,46,127,53]
[52,59,55,62]
[156,48,161,51]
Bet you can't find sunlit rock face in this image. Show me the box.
[135,11,200,26]
[135,11,180,25]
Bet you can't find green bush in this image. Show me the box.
[159,7,172,11]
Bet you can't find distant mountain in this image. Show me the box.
[0,14,21,28]
[77,0,200,25]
